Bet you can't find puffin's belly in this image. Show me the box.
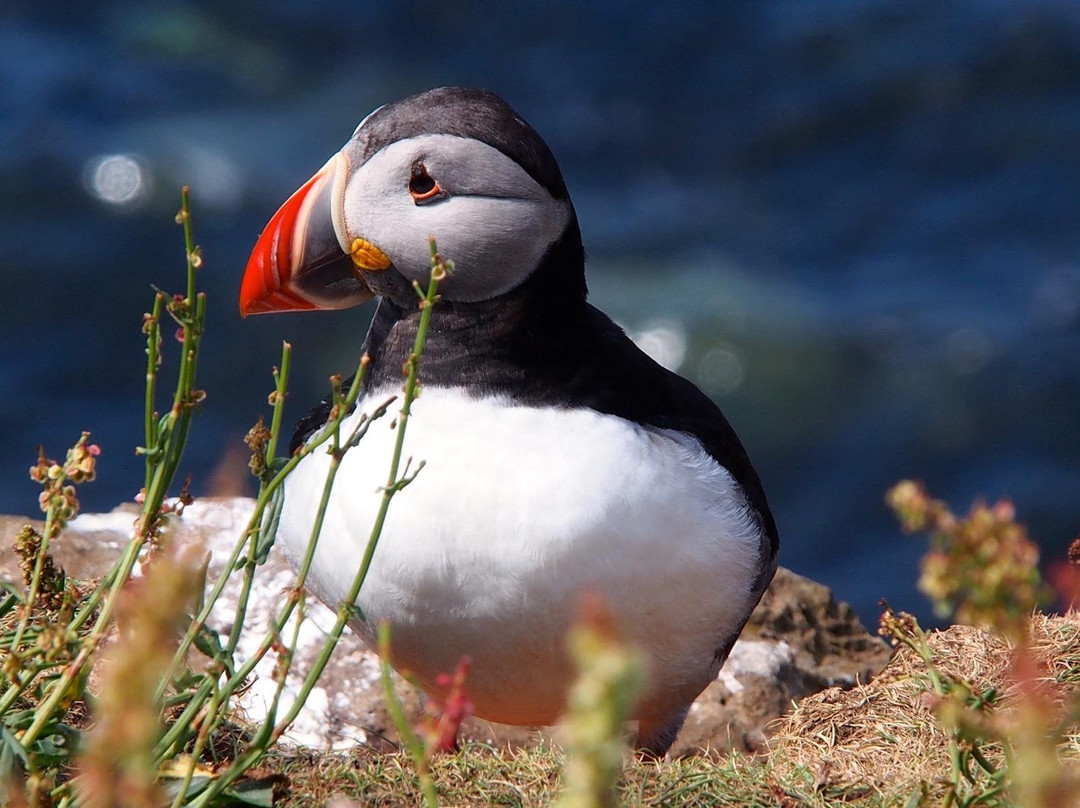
[280,388,763,724]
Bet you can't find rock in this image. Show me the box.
[668,568,893,757]
[0,511,132,584]
[0,500,892,756]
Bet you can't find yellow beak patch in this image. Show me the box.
[349,238,391,271]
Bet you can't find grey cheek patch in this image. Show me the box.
[339,134,571,302]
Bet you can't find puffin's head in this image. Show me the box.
[240,87,576,315]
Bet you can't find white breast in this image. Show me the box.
[279,387,764,725]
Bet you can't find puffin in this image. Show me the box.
[239,87,778,756]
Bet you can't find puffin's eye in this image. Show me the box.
[409,163,443,203]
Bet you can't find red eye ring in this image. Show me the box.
[409,163,443,203]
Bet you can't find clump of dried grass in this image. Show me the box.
[770,480,1080,806]
[770,601,1080,799]
[1030,613,1080,689]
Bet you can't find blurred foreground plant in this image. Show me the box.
[77,541,204,808]
[554,595,645,808]
[884,481,1080,808]
[887,480,1046,641]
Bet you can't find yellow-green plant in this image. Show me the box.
[555,596,645,808]
[888,480,1045,641]
[77,541,204,808]
[886,480,1080,808]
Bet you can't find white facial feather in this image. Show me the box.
[340,135,571,301]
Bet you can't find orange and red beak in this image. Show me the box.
[240,153,387,316]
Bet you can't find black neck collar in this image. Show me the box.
[359,217,588,397]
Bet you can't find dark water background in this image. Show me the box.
[3,2,1079,627]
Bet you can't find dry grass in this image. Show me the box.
[769,613,1080,801]
[250,614,1080,807]
[261,742,890,808]
[1029,613,1080,688]
[770,623,1007,792]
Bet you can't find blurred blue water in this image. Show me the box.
[2,1,1079,626]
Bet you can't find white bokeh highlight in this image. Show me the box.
[85,154,148,207]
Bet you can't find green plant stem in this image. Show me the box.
[379,621,438,808]
[176,422,350,798]
[352,243,444,602]
[167,684,223,808]
[169,590,305,808]
[20,188,205,752]
[264,342,291,475]
[969,745,997,778]
[0,662,48,719]
[138,187,204,537]
[160,350,362,692]
[65,541,133,637]
[154,341,295,710]
[184,242,444,808]
[153,365,372,761]
[157,387,385,761]
[143,292,164,494]
[228,341,292,658]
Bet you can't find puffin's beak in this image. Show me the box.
[240,153,390,316]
